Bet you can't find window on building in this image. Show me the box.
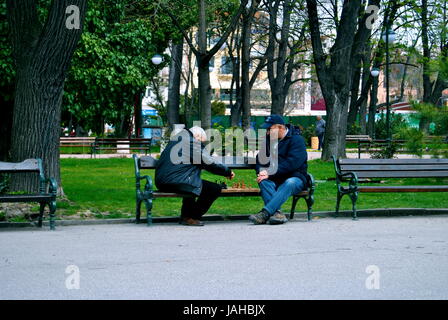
[220,56,234,74]
[220,89,237,101]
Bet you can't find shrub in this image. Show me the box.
[374,113,408,139]
[0,174,9,194]
[369,142,398,159]
[301,124,316,148]
[395,127,424,157]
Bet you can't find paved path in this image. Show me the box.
[1,215,447,300]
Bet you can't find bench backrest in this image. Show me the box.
[137,155,257,170]
[338,158,448,178]
[60,137,96,146]
[60,137,96,141]
[0,159,43,174]
[0,159,46,193]
[346,135,371,141]
[96,138,151,143]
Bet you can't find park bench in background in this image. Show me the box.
[93,138,152,157]
[356,136,448,157]
[60,137,96,156]
[0,158,57,230]
[345,135,372,158]
[332,156,448,220]
[133,154,315,225]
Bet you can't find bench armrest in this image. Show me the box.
[135,174,153,202]
[306,172,315,194]
[337,171,359,190]
[139,175,153,192]
[332,155,358,190]
[43,177,58,196]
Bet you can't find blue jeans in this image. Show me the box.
[259,177,304,215]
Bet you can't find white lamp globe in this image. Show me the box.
[151,54,163,65]
[381,29,396,44]
[371,68,380,77]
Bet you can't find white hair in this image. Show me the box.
[189,126,207,141]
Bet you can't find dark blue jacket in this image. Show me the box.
[255,124,308,186]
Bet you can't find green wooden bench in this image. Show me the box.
[332,156,448,220]
[133,154,315,225]
[345,135,372,158]
[0,158,57,230]
[93,138,152,157]
[60,137,96,156]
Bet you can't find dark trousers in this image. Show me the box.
[181,180,222,220]
[318,133,324,151]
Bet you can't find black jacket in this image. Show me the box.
[155,130,231,196]
[255,124,308,186]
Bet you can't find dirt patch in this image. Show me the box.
[0,203,39,221]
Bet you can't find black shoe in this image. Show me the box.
[179,217,204,226]
[268,211,288,225]
[249,209,270,225]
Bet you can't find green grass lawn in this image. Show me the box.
[56,158,448,220]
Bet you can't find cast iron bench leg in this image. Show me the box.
[144,198,153,226]
[136,199,142,224]
[49,200,56,230]
[306,194,314,221]
[335,192,343,216]
[38,202,45,227]
[349,192,359,221]
[289,196,299,220]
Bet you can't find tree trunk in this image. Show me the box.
[197,55,212,129]
[346,0,380,129]
[347,65,362,127]
[367,75,379,138]
[271,88,286,115]
[229,54,242,127]
[0,98,13,161]
[228,28,241,127]
[7,0,86,194]
[240,7,252,129]
[134,93,143,138]
[267,0,291,116]
[167,39,183,128]
[359,98,368,134]
[321,92,348,160]
[306,0,361,160]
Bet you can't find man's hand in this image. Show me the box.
[257,170,268,183]
[227,171,235,180]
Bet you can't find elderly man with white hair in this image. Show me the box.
[155,126,235,226]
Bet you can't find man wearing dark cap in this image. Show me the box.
[249,115,308,225]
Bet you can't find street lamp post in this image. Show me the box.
[135,54,164,138]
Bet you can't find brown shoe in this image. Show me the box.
[268,211,288,225]
[179,217,204,226]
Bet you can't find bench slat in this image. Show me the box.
[0,159,40,173]
[340,159,448,165]
[340,164,448,171]
[0,194,54,202]
[347,185,448,193]
[153,189,310,198]
[138,156,258,170]
[345,171,448,178]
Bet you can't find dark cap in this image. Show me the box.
[261,114,285,129]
